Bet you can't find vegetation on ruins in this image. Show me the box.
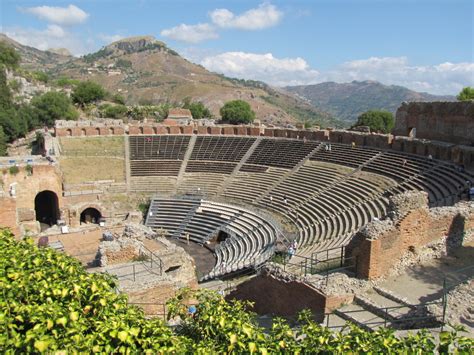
[71,81,107,106]
[457,87,474,101]
[99,103,128,119]
[352,109,394,133]
[182,98,212,119]
[31,92,79,125]
[220,99,256,124]
[1,228,472,353]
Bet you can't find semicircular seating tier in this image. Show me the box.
[145,198,278,280]
[130,135,474,272]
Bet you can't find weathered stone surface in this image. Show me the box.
[17,208,35,222]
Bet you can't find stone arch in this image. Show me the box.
[233,127,238,135]
[108,127,114,135]
[153,127,158,134]
[81,128,86,136]
[179,126,184,134]
[139,127,144,134]
[95,127,101,136]
[34,190,60,228]
[207,126,212,134]
[80,207,102,225]
[66,129,72,136]
[165,127,171,134]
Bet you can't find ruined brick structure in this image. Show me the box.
[347,192,474,280]
[394,101,474,145]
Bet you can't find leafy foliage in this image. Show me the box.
[31,91,79,125]
[220,99,255,124]
[72,81,106,106]
[0,126,7,156]
[111,93,126,105]
[457,87,474,101]
[54,76,81,88]
[0,229,472,353]
[0,42,21,69]
[182,98,212,119]
[353,109,394,133]
[99,103,128,118]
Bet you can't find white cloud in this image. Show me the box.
[98,34,125,44]
[160,23,218,44]
[210,3,283,30]
[20,4,89,26]
[197,52,473,95]
[4,25,93,56]
[200,52,320,86]
[324,57,474,95]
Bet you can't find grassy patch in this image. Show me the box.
[59,156,125,183]
[59,136,125,156]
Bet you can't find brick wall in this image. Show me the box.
[226,272,351,319]
[348,204,474,279]
[394,101,474,145]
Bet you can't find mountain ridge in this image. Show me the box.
[285,80,455,123]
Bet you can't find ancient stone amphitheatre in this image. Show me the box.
[1,100,473,336]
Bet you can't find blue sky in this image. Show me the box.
[1,0,473,94]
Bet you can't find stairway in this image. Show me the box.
[332,286,438,331]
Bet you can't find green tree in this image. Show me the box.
[0,42,21,69]
[0,126,7,156]
[100,103,128,118]
[220,99,255,124]
[457,87,474,101]
[183,100,212,119]
[111,93,126,105]
[32,91,78,126]
[353,110,394,133]
[71,81,106,106]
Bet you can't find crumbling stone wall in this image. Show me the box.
[394,101,474,145]
[347,192,474,280]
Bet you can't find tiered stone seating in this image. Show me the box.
[190,136,256,162]
[129,135,190,160]
[130,161,182,176]
[129,176,177,194]
[128,135,473,267]
[129,135,190,177]
[185,161,236,174]
[145,198,277,279]
[177,173,227,197]
[246,139,319,168]
[223,167,288,203]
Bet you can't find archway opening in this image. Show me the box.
[80,207,102,224]
[34,190,59,228]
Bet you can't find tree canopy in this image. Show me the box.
[183,99,212,119]
[220,100,255,124]
[0,42,21,69]
[71,81,106,106]
[457,87,474,101]
[353,110,394,133]
[31,91,79,125]
[0,228,472,353]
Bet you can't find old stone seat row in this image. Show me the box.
[144,198,277,279]
[129,135,473,260]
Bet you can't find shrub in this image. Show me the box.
[25,164,33,175]
[72,81,106,106]
[31,92,78,125]
[352,110,394,133]
[8,165,19,175]
[220,100,255,124]
[457,87,474,101]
